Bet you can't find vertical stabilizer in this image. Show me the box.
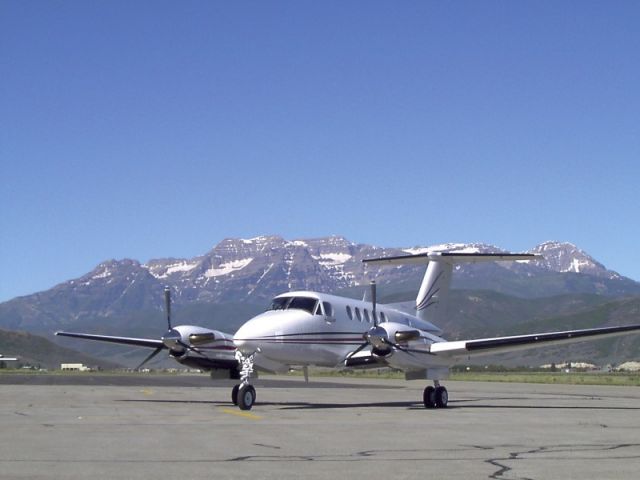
[416,260,453,325]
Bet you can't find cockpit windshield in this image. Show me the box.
[269,297,291,310]
[267,296,318,314]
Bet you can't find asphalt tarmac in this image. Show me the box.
[1,374,639,479]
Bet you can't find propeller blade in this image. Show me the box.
[177,339,207,357]
[345,340,370,359]
[135,347,163,370]
[164,287,172,330]
[370,281,377,326]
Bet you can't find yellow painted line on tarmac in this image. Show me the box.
[139,388,154,396]
[220,408,262,420]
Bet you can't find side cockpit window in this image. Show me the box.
[323,302,333,317]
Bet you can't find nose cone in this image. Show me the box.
[234,312,284,354]
[233,319,260,354]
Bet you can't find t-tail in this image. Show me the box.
[364,251,539,326]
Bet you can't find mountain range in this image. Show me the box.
[1,236,639,367]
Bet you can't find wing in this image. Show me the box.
[55,331,166,349]
[430,324,640,357]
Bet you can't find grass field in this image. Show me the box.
[1,368,638,386]
[302,368,640,386]
[449,371,640,386]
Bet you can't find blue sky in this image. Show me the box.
[2,0,639,302]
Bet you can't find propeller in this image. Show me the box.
[135,286,212,370]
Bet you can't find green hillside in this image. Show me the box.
[0,328,121,369]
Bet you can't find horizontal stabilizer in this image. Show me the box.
[363,252,539,266]
[56,331,165,349]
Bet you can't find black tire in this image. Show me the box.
[435,386,448,408]
[423,386,436,409]
[231,384,240,405]
[238,384,256,411]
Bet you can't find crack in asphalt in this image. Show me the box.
[484,443,640,479]
[2,442,638,478]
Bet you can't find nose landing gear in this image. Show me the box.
[232,351,256,410]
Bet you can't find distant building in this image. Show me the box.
[616,361,640,372]
[61,363,92,372]
[540,362,597,371]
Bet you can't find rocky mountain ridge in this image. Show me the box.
[74,237,633,301]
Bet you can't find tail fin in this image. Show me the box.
[364,252,538,326]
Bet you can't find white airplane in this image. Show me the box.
[0,354,18,362]
[57,252,640,411]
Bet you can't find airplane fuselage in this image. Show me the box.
[233,291,445,370]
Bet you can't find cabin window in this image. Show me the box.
[379,311,386,323]
[346,306,353,320]
[355,307,362,322]
[323,302,333,317]
[363,309,370,323]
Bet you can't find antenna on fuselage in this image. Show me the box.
[164,286,172,330]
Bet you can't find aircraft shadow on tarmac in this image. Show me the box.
[117,399,417,409]
[116,398,640,411]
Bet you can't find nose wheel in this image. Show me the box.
[423,382,448,409]
[237,384,256,410]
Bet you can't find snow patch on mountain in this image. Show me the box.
[150,261,200,278]
[92,267,112,279]
[315,253,352,265]
[204,258,254,278]
[403,243,488,255]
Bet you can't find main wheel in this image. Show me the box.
[435,386,448,408]
[423,386,436,409]
[238,384,256,411]
[231,384,240,405]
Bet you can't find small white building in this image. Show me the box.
[61,363,92,372]
[540,362,597,371]
[616,361,640,372]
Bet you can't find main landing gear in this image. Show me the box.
[423,380,448,409]
[231,351,256,410]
